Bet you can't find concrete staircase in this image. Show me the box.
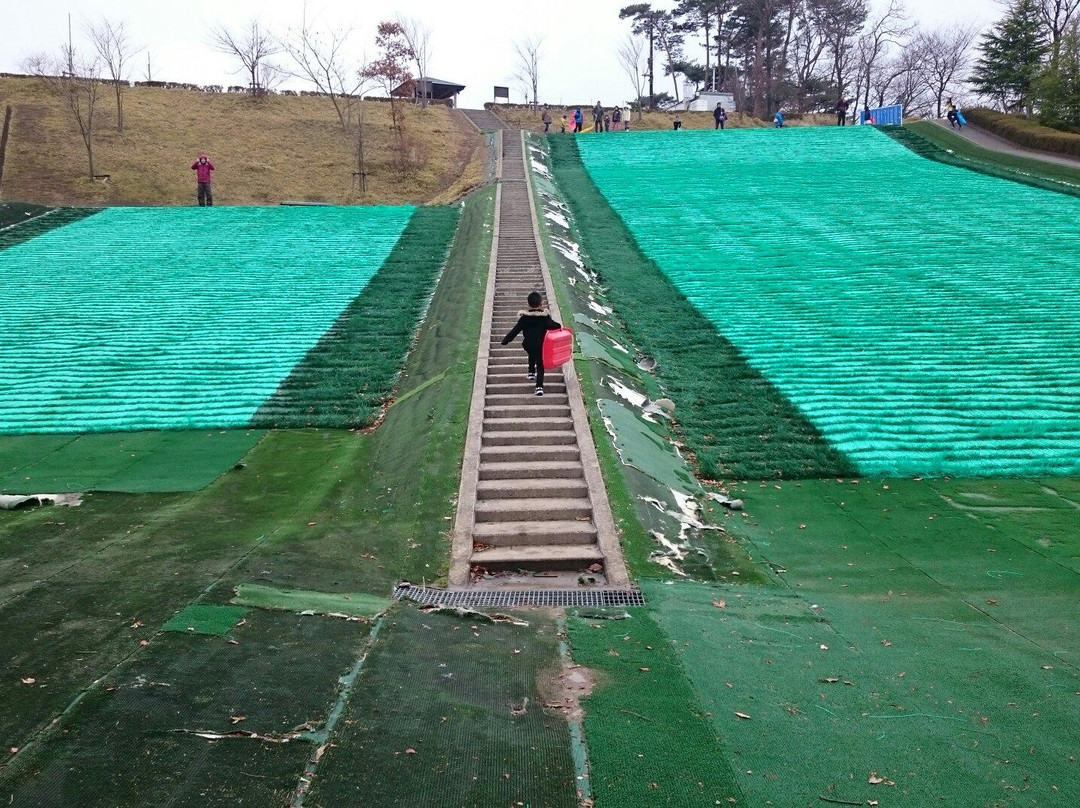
[449,131,628,589]
[458,108,508,132]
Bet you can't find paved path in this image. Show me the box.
[449,131,629,589]
[931,119,1080,170]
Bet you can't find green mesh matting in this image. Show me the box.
[567,609,745,806]
[0,205,414,434]
[307,605,578,808]
[576,127,1080,478]
[233,583,389,618]
[644,477,1080,806]
[161,604,249,636]
[0,430,262,494]
[0,609,367,805]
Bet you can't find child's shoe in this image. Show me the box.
[535,387,544,397]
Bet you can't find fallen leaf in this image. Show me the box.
[130,621,143,629]
[307,522,317,527]
[227,639,239,645]
[712,600,726,609]
[639,667,651,672]
[405,748,417,755]
[819,644,829,651]
[734,712,751,720]
[230,715,247,724]
[868,774,885,785]
[819,677,839,684]
[986,600,998,606]
[20,678,35,685]
[139,640,149,646]
[1042,666,1054,671]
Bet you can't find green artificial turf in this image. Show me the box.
[0,186,495,782]
[307,605,578,808]
[232,583,389,618]
[0,205,413,434]
[665,479,1080,806]
[254,204,462,429]
[896,122,1080,195]
[0,430,263,494]
[572,127,1080,478]
[567,609,745,806]
[1,609,368,806]
[547,135,852,481]
[161,604,249,636]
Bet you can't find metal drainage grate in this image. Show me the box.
[393,585,646,608]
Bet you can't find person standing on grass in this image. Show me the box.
[560,113,568,133]
[500,291,561,397]
[623,106,631,130]
[573,108,583,133]
[834,97,849,126]
[191,154,215,206]
[773,110,784,128]
[593,101,604,132]
[714,102,728,130]
[612,105,622,131]
[542,107,552,133]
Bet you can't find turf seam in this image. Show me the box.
[555,614,593,804]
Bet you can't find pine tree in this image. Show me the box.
[1036,22,1080,131]
[971,0,1048,114]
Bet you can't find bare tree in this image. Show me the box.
[26,46,103,179]
[513,35,543,113]
[87,18,135,132]
[210,19,281,97]
[618,34,649,119]
[395,15,433,104]
[915,23,978,117]
[1038,0,1080,55]
[816,0,871,98]
[280,14,363,131]
[853,0,912,111]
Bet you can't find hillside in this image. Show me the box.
[0,78,485,207]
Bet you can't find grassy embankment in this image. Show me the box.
[964,106,1080,158]
[0,78,485,206]
[904,119,1080,189]
[494,105,834,132]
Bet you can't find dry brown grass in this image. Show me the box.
[0,78,484,207]
[492,105,836,132]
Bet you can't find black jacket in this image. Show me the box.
[501,308,561,352]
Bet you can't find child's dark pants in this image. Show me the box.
[197,182,213,206]
[526,347,545,389]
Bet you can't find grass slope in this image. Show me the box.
[254,205,461,429]
[897,122,1080,194]
[547,135,853,481]
[0,77,483,206]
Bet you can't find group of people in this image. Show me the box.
[541,103,632,134]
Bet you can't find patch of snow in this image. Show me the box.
[545,210,569,229]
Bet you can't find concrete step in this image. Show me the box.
[476,478,589,500]
[482,417,572,432]
[475,497,593,523]
[478,460,584,481]
[480,444,581,463]
[485,404,571,418]
[482,429,577,447]
[486,383,567,395]
[486,393,569,405]
[473,520,597,547]
[470,543,604,570]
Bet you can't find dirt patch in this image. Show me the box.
[538,657,601,724]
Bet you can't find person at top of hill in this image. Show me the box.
[835,97,849,126]
[945,98,965,129]
[623,105,632,130]
[714,102,728,130]
[573,108,584,133]
[773,110,784,128]
[542,107,552,133]
[500,291,561,397]
[560,113,568,133]
[191,154,215,207]
[612,106,622,130]
[593,101,604,132]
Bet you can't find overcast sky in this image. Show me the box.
[1,0,996,109]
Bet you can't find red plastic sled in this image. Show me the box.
[543,328,574,370]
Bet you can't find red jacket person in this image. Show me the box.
[191,154,215,206]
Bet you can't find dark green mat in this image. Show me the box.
[567,608,745,807]
[0,610,368,806]
[232,583,389,618]
[0,204,100,251]
[0,430,263,494]
[547,135,853,481]
[306,605,578,808]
